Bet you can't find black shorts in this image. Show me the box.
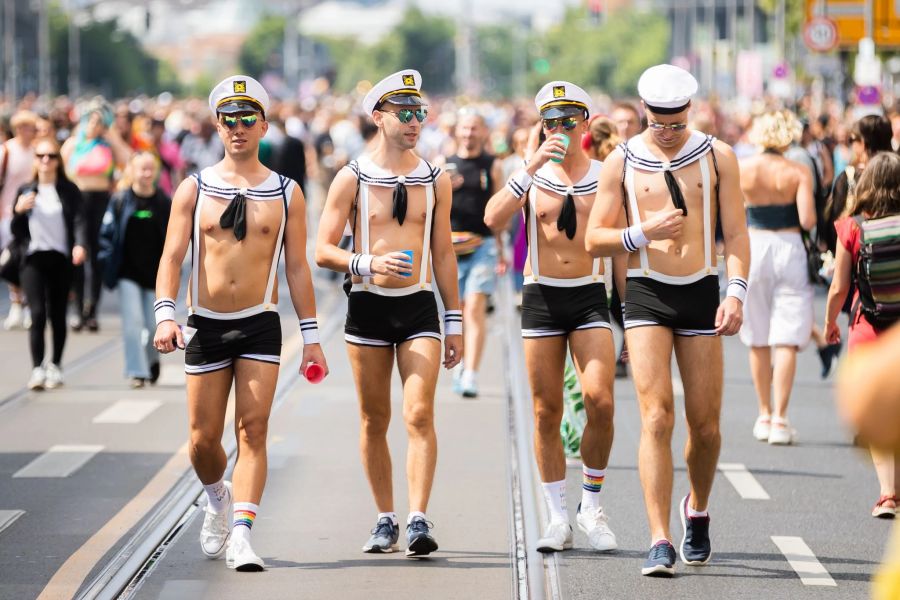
[624,275,719,336]
[184,312,282,374]
[521,283,611,338]
[345,291,441,347]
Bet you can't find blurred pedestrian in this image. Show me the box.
[99,151,170,388]
[11,138,86,390]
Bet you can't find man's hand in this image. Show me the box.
[528,134,568,173]
[371,251,414,279]
[715,297,743,336]
[154,321,184,353]
[825,320,841,345]
[300,344,329,378]
[640,208,684,241]
[443,334,462,369]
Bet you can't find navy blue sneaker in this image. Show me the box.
[642,540,676,577]
[406,517,438,557]
[362,517,399,553]
[679,494,711,565]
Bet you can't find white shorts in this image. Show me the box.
[0,217,10,249]
[739,229,814,349]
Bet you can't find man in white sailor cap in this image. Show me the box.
[154,74,327,571]
[585,64,750,576]
[316,69,461,557]
[486,80,619,555]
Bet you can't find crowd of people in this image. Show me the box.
[0,64,899,577]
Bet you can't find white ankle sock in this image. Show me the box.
[378,512,399,526]
[581,466,606,511]
[407,511,427,524]
[203,479,229,514]
[232,502,258,543]
[687,504,708,518]
[462,369,476,385]
[541,480,568,524]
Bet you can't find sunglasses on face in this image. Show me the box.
[543,117,579,131]
[220,114,259,129]
[380,108,427,124]
[648,121,688,132]
[36,153,59,160]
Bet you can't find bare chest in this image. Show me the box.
[197,197,284,241]
[362,185,432,227]
[532,189,594,224]
[630,159,715,217]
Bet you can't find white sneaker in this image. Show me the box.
[752,415,770,441]
[28,367,45,391]
[200,481,232,558]
[576,504,618,551]
[226,536,265,571]
[44,363,63,389]
[536,521,573,553]
[4,303,24,330]
[22,306,31,329]
[768,417,795,445]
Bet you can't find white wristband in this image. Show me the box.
[506,170,533,199]
[299,318,320,345]
[726,277,748,303]
[349,253,374,277]
[443,310,463,336]
[154,298,176,325]
[621,224,650,252]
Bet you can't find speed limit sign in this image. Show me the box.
[803,17,838,52]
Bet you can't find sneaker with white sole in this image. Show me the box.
[3,303,24,330]
[362,517,399,553]
[226,536,265,571]
[200,481,232,558]
[406,516,438,557]
[642,540,676,577]
[768,417,795,445]
[27,367,45,391]
[576,503,617,551]
[536,521,573,553]
[752,415,770,441]
[44,363,63,389]
[679,494,711,565]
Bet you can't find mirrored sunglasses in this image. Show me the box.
[543,117,579,131]
[648,121,688,132]
[221,114,259,129]
[381,108,428,124]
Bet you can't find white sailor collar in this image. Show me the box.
[533,159,602,196]
[348,155,442,188]
[197,167,288,201]
[619,131,715,172]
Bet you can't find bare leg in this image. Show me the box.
[463,293,488,372]
[872,447,898,498]
[347,343,397,513]
[396,337,442,513]
[568,328,616,470]
[771,345,798,420]
[231,359,279,504]
[524,336,569,482]
[675,335,723,512]
[186,368,232,485]
[626,326,676,544]
[748,346,772,418]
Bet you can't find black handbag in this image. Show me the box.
[0,240,23,286]
[801,229,826,286]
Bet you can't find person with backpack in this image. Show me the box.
[98,151,170,387]
[825,151,900,518]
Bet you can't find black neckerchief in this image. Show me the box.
[557,188,577,239]
[392,176,408,225]
[219,188,248,240]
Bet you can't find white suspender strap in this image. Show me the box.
[420,181,434,288]
[263,177,289,307]
[527,186,540,282]
[624,163,650,276]
[359,181,371,288]
[592,257,601,281]
[190,179,204,315]
[699,156,712,273]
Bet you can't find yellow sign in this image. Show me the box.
[807,0,900,48]
[553,85,566,98]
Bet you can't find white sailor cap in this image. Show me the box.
[637,64,698,115]
[534,81,594,120]
[208,75,270,117]
[362,69,426,116]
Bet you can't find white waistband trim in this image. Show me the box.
[524,274,603,288]
[350,282,433,297]
[189,303,277,320]
[626,268,715,285]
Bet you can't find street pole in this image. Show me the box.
[3,0,16,102]
[38,0,52,99]
[864,0,873,39]
[283,1,299,97]
[776,0,785,62]
[68,0,81,99]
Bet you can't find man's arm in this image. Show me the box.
[283,183,328,376]
[488,158,508,273]
[153,176,197,353]
[430,172,463,369]
[714,140,750,336]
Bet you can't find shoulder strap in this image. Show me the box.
[0,142,10,190]
[620,154,631,227]
[710,143,720,208]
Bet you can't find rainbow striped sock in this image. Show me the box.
[233,502,258,542]
[581,466,606,511]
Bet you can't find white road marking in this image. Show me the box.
[771,536,837,586]
[13,445,104,478]
[0,510,24,535]
[92,400,162,424]
[718,462,770,500]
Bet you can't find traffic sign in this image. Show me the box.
[806,0,900,48]
[803,17,839,52]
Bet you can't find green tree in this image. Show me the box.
[757,0,806,37]
[238,14,287,79]
[476,24,517,98]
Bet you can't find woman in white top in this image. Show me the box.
[11,138,87,390]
